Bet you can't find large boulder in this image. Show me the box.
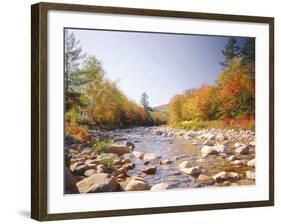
[151,183,169,191]
[76,173,118,193]
[64,167,79,193]
[201,145,219,157]
[107,144,132,155]
[235,145,250,154]
[125,180,151,191]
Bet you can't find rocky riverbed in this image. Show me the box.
[64,126,255,194]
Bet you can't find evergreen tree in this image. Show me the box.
[241,38,255,65]
[64,30,86,94]
[140,92,152,113]
[220,37,240,68]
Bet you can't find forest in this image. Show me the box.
[64,30,255,143]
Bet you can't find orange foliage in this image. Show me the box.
[65,124,92,142]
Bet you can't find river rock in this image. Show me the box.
[247,158,255,167]
[228,172,239,180]
[107,144,132,155]
[180,166,201,176]
[201,145,219,157]
[202,140,214,146]
[143,153,160,161]
[151,183,169,191]
[246,171,255,180]
[74,164,90,175]
[84,169,96,177]
[234,142,241,148]
[64,167,79,193]
[125,141,135,149]
[133,151,144,159]
[76,173,118,193]
[112,167,127,176]
[214,144,230,154]
[231,160,244,165]
[185,131,199,138]
[178,161,191,169]
[235,145,250,154]
[142,166,157,175]
[249,141,255,147]
[69,161,83,172]
[227,155,240,161]
[213,171,228,183]
[120,158,131,165]
[160,159,172,165]
[125,180,151,191]
[198,174,215,185]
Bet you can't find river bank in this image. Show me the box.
[65,126,255,194]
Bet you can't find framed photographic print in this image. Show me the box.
[31,2,274,221]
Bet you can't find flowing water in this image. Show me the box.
[109,127,255,188]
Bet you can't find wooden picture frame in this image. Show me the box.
[31,2,274,221]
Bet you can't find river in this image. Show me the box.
[103,127,255,188]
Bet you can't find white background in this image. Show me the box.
[0,0,280,223]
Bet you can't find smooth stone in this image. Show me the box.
[213,171,228,183]
[214,144,230,154]
[246,171,255,180]
[202,140,214,146]
[125,180,151,191]
[76,173,118,193]
[180,166,201,176]
[235,145,250,154]
[228,172,239,180]
[107,144,131,155]
[142,166,157,175]
[160,159,172,165]
[198,174,215,185]
[201,145,219,157]
[150,183,169,191]
[247,158,255,167]
[84,169,97,177]
[143,153,160,161]
[132,151,144,159]
[178,161,191,169]
[227,155,240,161]
[234,142,241,148]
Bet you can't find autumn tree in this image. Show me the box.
[216,59,255,118]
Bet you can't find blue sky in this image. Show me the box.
[69,28,247,107]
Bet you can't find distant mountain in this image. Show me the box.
[153,104,169,113]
